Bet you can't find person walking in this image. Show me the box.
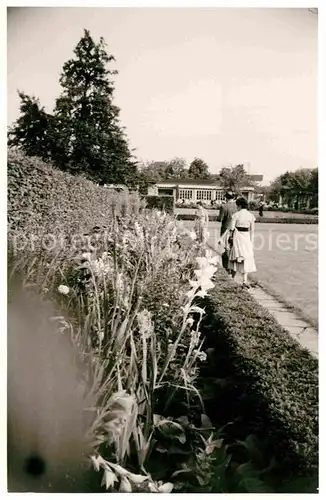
[228,197,256,288]
[194,201,209,245]
[218,192,237,274]
[258,201,264,217]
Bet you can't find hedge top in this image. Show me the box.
[201,268,318,476]
[7,150,144,237]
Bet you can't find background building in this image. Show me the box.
[148,178,257,203]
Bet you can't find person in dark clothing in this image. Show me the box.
[258,202,264,217]
[219,192,237,275]
[219,192,237,235]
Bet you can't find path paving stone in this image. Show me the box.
[296,332,318,357]
[285,326,306,337]
[298,326,319,338]
[255,299,285,311]
[270,310,310,329]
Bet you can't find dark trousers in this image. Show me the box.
[222,251,229,272]
[220,228,229,272]
[222,252,236,277]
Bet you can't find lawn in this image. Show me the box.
[183,221,318,325]
[252,223,318,325]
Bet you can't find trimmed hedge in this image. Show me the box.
[175,213,318,224]
[176,214,219,221]
[199,269,318,487]
[145,195,175,213]
[7,150,145,236]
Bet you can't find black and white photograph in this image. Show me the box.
[5,4,320,494]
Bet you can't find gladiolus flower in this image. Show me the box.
[158,482,174,493]
[58,284,69,295]
[104,468,118,489]
[119,476,132,492]
[81,252,92,261]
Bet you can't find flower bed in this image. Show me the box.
[8,209,219,492]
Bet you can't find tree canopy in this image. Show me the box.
[8,92,55,162]
[268,168,318,208]
[188,158,210,180]
[219,164,252,192]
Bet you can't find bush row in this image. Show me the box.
[7,149,145,237]
[198,269,318,491]
[248,202,318,215]
[7,151,176,235]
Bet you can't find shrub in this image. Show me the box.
[248,201,258,211]
[145,195,175,213]
[300,207,318,215]
[176,214,220,222]
[198,269,318,489]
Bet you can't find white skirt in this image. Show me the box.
[228,232,256,274]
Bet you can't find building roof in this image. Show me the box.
[156,174,262,186]
[104,184,128,189]
[156,179,255,190]
[249,174,264,182]
[157,178,220,186]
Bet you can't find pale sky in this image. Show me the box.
[7,7,317,182]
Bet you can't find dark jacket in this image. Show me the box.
[219,201,237,235]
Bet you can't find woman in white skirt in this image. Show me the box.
[228,197,256,288]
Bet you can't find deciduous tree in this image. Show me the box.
[188,158,210,179]
[219,164,250,192]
